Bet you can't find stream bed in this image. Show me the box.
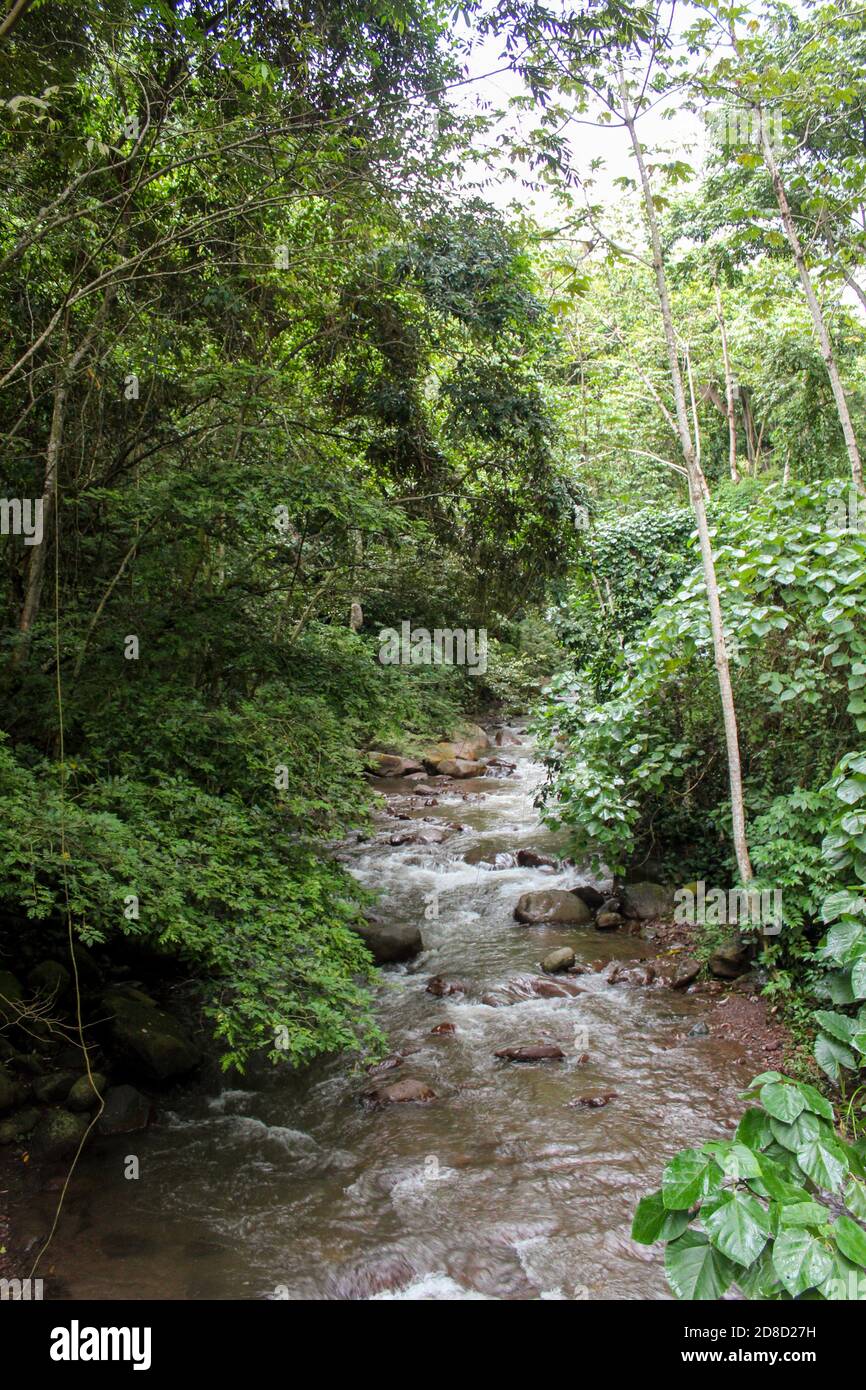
[28,732,760,1300]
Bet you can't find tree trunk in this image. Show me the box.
[621,80,753,886]
[757,107,864,495]
[714,281,740,483]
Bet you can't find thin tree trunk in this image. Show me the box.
[757,107,864,494]
[12,311,107,667]
[620,78,753,886]
[714,281,740,483]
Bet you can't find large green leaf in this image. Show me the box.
[631,1190,690,1245]
[833,1213,866,1267]
[772,1228,834,1296]
[760,1081,806,1123]
[703,1191,771,1267]
[665,1230,736,1300]
[662,1148,723,1210]
[797,1135,849,1192]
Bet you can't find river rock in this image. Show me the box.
[570,874,615,910]
[568,1091,618,1108]
[494,1044,565,1063]
[514,890,593,926]
[365,1053,404,1076]
[101,989,200,1082]
[389,826,450,846]
[430,1022,456,1036]
[351,919,422,964]
[528,977,585,999]
[28,959,72,1000]
[31,1108,90,1161]
[32,1069,78,1104]
[0,1107,39,1144]
[365,752,424,777]
[516,849,559,869]
[66,1071,108,1111]
[363,1078,437,1106]
[541,948,576,974]
[606,963,656,987]
[494,728,522,747]
[431,758,484,779]
[0,969,23,1025]
[709,937,749,978]
[620,882,676,921]
[97,1083,153,1134]
[670,957,701,990]
[426,975,467,998]
[595,911,623,930]
[0,1065,16,1112]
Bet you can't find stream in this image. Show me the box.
[32,730,760,1300]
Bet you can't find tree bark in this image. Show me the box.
[621,79,753,886]
[757,107,864,494]
[714,281,740,483]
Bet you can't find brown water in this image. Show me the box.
[31,734,758,1300]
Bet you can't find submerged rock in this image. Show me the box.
[362,1078,437,1107]
[426,975,468,998]
[514,890,593,926]
[495,1044,565,1063]
[516,849,559,869]
[568,1091,618,1108]
[389,826,450,846]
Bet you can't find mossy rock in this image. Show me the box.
[31,1108,90,1161]
[101,990,200,1082]
[66,1072,108,1111]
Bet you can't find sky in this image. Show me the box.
[450,13,708,231]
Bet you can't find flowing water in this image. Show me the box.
[32,732,760,1300]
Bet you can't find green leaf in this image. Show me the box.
[703,1191,771,1267]
[760,1081,806,1123]
[662,1149,723,1210]
[793,1081,835,1122]
[833,1213,866,1267]
[778,1201,832,1228]
[815,1033,857,1083]
[631,1190,691,1245]
[773,1228,834,1296]
[797,1135,849,1192]
[665,1230,736,1300]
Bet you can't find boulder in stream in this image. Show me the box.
[514,890,593,926]
[426,975,468,998]
[541,947,576,974]
[428,757,484,779]
[494,1044,565,1063]
[352,919,422,964]
[567,1091,618,1109]
[709,937,749,979]
[31,1107,90,1160]
[97,1083,154,1134]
